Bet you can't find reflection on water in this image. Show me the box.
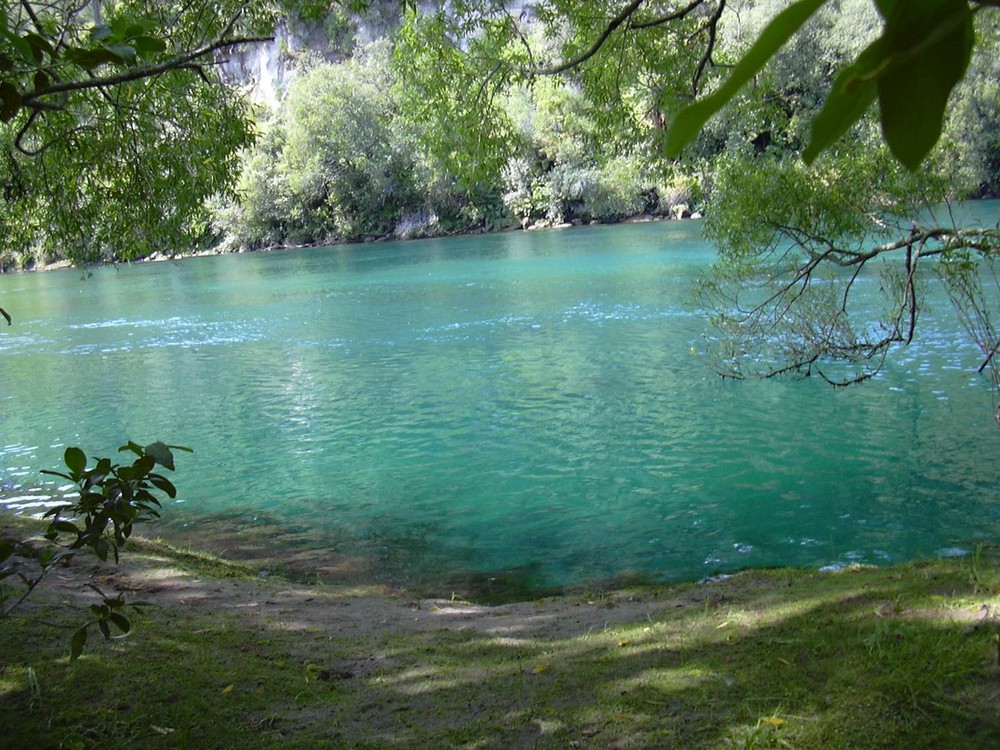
[2,213,1000,594]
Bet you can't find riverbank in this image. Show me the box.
[10,210,702,273]
[2,521,999,749]
[138,212,702,269]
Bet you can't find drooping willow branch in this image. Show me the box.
[703,223,1000,386]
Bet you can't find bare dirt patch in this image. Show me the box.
[43,543,711,641]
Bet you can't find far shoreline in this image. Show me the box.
[6,209,705,275]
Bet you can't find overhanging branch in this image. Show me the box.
[530,0,647,76]
[19,35,273,110]
[525,0,712,76]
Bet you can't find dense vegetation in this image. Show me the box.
[206,1,1000,251]
[0,1,996,268]
[0,0,281,269]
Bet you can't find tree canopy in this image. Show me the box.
[2,1,997,265]
[0,0,277,268]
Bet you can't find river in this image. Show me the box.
[2,211,999,595]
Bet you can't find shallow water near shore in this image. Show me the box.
[2,208,1000,593]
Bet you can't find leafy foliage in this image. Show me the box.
[664,0,984,171]
[42,441,189,563]
[0,0,275,268]
[1,441,189,659]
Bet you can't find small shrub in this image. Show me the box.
[0,441,189,659]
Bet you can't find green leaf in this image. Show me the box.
[39,470,71,482]
[90,24,113,42]
[802,38,885,164]
[70,626,87,661]
[105,44,137,66]
[144,441,175,471]
[131,455,156,477]
[123,23,152,40]
[108,612,131,634]
[873,0,898,17]
[132,36,167,56]
[119,441,144,457]
[33,70,49,92]
[2,30,34,65]
[63,46,118,70]
[110,17,133,38]
[64,447,87,475]
[24,33,55,62]
[149,475,177,498]
[876,0,974,170]
[48,520,80,535]
[665,0,827,157]
[0,81,21,123]
[98,619,111,640]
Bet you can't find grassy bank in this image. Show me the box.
[1,528,999,749]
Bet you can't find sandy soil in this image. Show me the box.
[39,543,716,642]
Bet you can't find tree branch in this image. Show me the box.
[531,0,647,76]
[692,0,726,94]
[704,220,1000,387]
[631,0,707,29]
[19,35,273,109]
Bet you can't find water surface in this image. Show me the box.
[2,214,999,592]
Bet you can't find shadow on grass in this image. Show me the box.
[1,559,999,749]
[313,564,1000,748]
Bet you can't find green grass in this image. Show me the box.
[2,538,999,749]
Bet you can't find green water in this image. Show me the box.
[2,214,999,592]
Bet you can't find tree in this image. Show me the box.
[0,0,278,269]
[281,41,420,240]
[395,0,1000,418]
[693,4,1000,420]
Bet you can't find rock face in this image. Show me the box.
[219,32,288,108]
[670,203,692,220]
[394,209,440,240]
[217,7,407,106]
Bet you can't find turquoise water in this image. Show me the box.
[1,214,999,592]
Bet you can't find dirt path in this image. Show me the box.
[46,543,711,642]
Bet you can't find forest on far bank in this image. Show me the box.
[212,0,1000,254]
[1,0,998,271]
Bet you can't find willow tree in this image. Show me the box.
[688,2,1000,420]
